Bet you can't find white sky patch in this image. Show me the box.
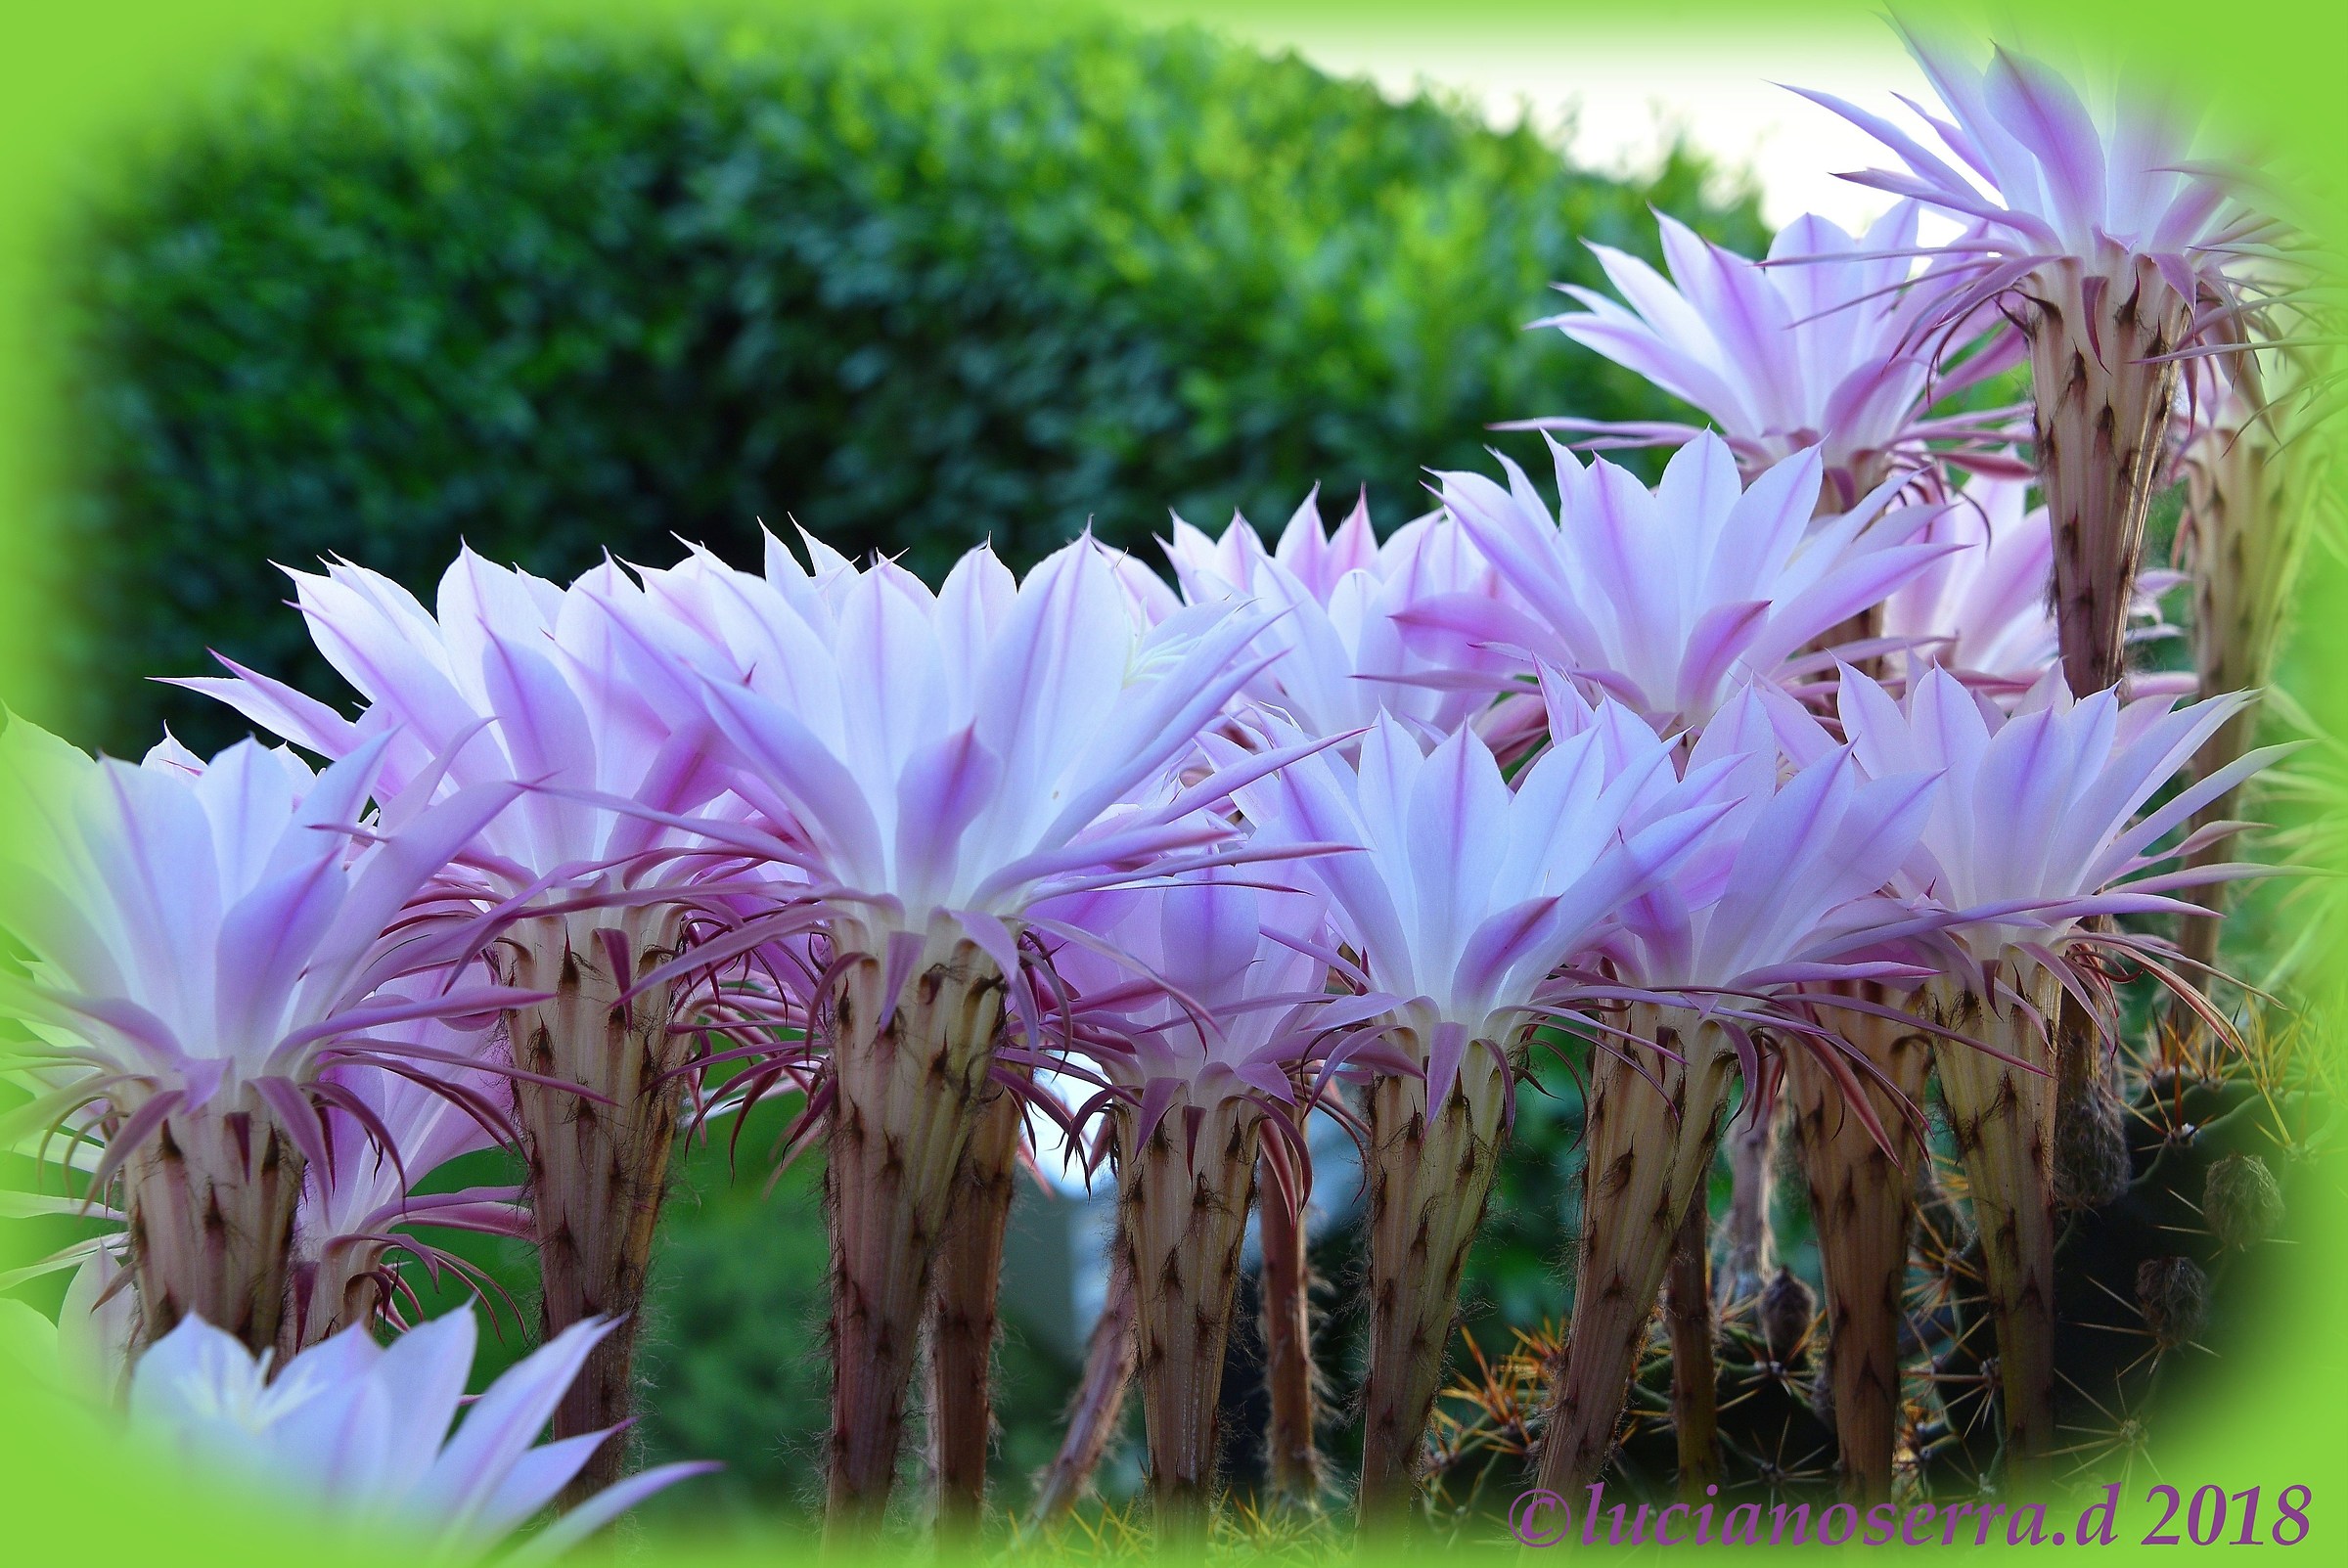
[1242,26,1944,233]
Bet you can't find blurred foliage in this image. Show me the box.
[58,9,1762,755]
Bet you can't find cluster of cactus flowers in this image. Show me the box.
[0,19,2324,1557]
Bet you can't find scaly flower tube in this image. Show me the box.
[0,721,526,1361]
[1835,664,2287,1468]
[1796,25,2280,693]
[1879,468,2184,694]
[610,533,1291,1529]
[1044,869,1339,1541]
[1531,692,1940,1502]
[123,1310,711,1563]
[2175,372,2311,977]
[1232,707,1726,1524]
[1422,435,1953,731]
[1511,203,2022,505]
[186,550,743,1497]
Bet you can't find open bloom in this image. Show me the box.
[0,726,518,1106]
[182,549,741,926]
[1038,869,1339,1534]
[126,1310,711,1563]
[185,547,774,1475]
[1835,664,2283,972]
[0,721,524,1354]
[595,531,1292,1525]
[614,533,1290,946]
[1235,709,1726,1090]
[1228,704,1725,1519]
[1827,661,2286,1468]
[1795,26,2280,694]
[1794,27,2268,327]
[1532,681,1940,1501]
[1513,204,2021,504]
[1158,489,1520,739]
[1045,868,1336,1123]
[1422,434,1952,730]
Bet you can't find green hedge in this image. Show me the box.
[62,12,1763,754]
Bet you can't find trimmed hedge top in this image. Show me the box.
[64,13,1764,753]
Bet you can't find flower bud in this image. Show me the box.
[2203,1153,2284,1251]
[1760,1266,1817,1368]
[2134,1256,2209,1350]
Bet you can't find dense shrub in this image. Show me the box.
[61,12,1763,753]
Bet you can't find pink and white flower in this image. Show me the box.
[1514,204,2021,505]
[1422,434,1954,730]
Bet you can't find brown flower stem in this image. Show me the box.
[1356,1035,1512,1528]
[2026,254,2190,697]
[1663,1187,1719,1501]
[1257,1120,1323,1504]
[1534,1005,1738,1498]
[1118,1090,1263,1547]
[1030,1247,1138,1529]
[1786,998,1931,1502]
[927,1064,1029,1529]
[504,906,693,1508]
[1924,971,2060,1476]
[123,1086,303,1358]
[822,918,1008,1538]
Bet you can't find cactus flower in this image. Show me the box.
[1834,663,2287,1466]
[610,532,1287,1529]
[1533,697,1940,1501]
[1232,705,1727,1522]
[0,720,527,1360]
[1513,203,2023,506]
[185,549,745,1496]
[1422,435,1954,731]
[1796,25,2278,694]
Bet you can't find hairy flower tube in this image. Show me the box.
[1834,664,2286,1467]
[1231,706,1727,1523]
[1797,25,2280,694]
[0,720,527,1360]
[605,532,1291,1528]
[122,1309,711,1562]
[2174,373,2311,975]
[1043,868,1340,1540]
[1513,203,2022,505]
[1422,435,1953,731]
